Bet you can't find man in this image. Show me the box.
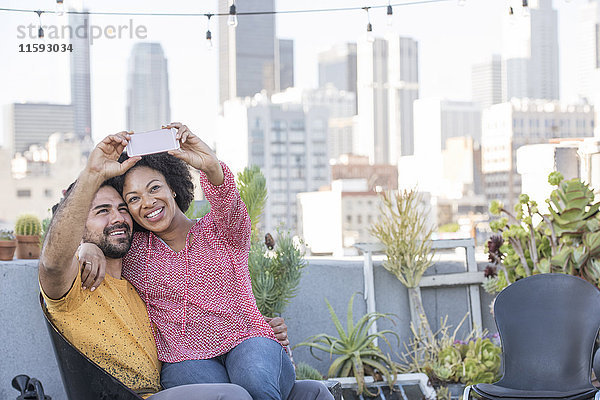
[39,133,333,400]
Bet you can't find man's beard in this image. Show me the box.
[83,223,133,259]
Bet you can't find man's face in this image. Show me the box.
[82,185,133,259]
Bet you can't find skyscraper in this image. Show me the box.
[357,35,419,164]
[503,0,559,101]
[472,55,503,109]
[577,0,600,134]
[126,43,171,133]
[69,8,92,140]
[277,39,294,92]
[318,43,358,94]
[218,0,276,105]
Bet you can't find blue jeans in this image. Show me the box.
[161,337,296,400]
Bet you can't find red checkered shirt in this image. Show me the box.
[122,162,279,363]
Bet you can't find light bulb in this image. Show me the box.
[228,4,238,27]
[206,30,213,49]
[386,5,393,27]
[522,6,530,17]
[38,26,44,38]
[366,23,375,43]
[56,0,64,16]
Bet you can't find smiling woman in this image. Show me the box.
[107,122,297,400]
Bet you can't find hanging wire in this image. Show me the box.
[0,0,452,17]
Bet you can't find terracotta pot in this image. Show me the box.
[16,235,41,259]
[0,240,17,261]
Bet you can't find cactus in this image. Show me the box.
[486,172,600,293]
[0,229,15,241]
[15,214,42,236]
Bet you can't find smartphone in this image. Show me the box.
[125,128,180,157]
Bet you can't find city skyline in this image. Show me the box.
[0,0,586,148]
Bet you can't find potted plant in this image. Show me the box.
[15,213,42,259]
[485,171,600,294]
[398,315,501,400]
[294,293,399,398]
[0,229,17,261]
[370,188,436,339]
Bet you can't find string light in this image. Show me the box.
[386,2,394,27]
[55,0,64,16]
[522,0,529,17]
[508,6,514,15]
[205,14,213,49]
[228,1,238,27]
[0,1,453,18]
[35,10,44,38]
[363,7,374,43]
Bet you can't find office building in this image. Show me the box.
[472,55,503,109]
[126,43,171,132]
[482,99,594,206]
[3,103,74,154]
[357,35,419,163]
[278,39,294,91]
[218,0,276,104]
[217,94,330,232]
[503,0,559,101]
[69,7,92,139]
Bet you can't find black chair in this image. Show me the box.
[40,294,144,400]
[463,274,600,400]
[41,294,342,400]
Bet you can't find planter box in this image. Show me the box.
[335,374,435,400]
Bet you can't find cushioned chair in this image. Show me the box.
[463,274,600,400]
[41,294,342,400]
[41,294,144,399]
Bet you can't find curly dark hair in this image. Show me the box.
[113,151,195,216]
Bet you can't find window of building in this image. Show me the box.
[44,189,53,198]
[346,215,352,223]
[17,189,31,198]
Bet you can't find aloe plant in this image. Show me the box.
[294,293,399,396]
[486,172,600,292]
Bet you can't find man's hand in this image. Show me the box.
[266,316,289,347]
[78,243,107,291]
[86,132,141,181]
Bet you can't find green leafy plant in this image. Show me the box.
[0,230,15,241]
[370,189,435,338]
[236,166,307,317]
[398,314,501,389]
[294,293,399,396]
[486,172,600,293]
[295,362,323,381]
[248,230,307,316]
[15,214,41,236]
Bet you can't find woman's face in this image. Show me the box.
[122,166,178,233]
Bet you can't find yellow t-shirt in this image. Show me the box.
[41,270,162,398]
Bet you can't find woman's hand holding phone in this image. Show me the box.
[164,122,224,186]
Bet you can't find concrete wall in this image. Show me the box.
[0,260,67,400]
[0,257,495,399]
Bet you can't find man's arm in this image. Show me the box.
[39,133,139,299]
[39,171,105,299]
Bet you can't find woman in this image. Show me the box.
[91,123,295,400]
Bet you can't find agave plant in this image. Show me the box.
[294,293,399,396]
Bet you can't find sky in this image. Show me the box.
[0,0,583,148]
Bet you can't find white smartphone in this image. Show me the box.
[125,128,180,157]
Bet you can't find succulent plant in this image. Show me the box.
[0,229,15,241]
[295,362,323,381]
[15,214,42,236]
[486,172,600,293]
